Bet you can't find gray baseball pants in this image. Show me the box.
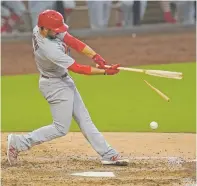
[13,75,118,159]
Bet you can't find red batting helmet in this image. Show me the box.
[37,10,68,33]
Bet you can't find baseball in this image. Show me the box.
[132,33,136,38]
[150,121,158,130]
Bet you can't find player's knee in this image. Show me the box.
[53,121,69,136]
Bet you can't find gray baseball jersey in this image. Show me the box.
[32,26,74,77]
[13,26,118,160]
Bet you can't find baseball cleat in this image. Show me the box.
[101,155,129,166]
[7,134,18,165]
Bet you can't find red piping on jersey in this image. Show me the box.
[68,61,91,75]
[63,33,86,52]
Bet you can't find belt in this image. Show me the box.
[41,73,68,79]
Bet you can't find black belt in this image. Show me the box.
[41,73,68,79]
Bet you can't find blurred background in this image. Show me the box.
[1,0,196,33]
[1,1,196,133]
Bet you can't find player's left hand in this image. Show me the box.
[92,54,106,68]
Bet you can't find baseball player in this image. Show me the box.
[1,0,27,33]
[174,1,195,24]
[87,0,112,29]
[118,0,148,27]
[115,1,176,27]
[28,0,76,28]
[7,10,129,166]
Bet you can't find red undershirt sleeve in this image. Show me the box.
[62,33,96,58]
[63,33,86,52]
[68,61,91,75]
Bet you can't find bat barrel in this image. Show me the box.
[146,70,183,79]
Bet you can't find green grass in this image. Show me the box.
[1,63,196,133]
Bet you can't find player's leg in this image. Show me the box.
[2,1,28,32]
[103,1,112,28]
[127,4,134,26]
[175,1,185,23]
[115,2,123,27]
[1,5,11,33]
[72,87,129,165]
[7,78,74,165]
[160,1,176,23]
[72,87,117,158]
[127,0,147,26]
[140,0,147,22]
[1,5,11,17]
[181,1,195,24]
[121,2,134,26]
[28,1,54,28]
[87,1,98,29]
[62,0,76,24]
[3,0,26,17]
[96,1,105,28]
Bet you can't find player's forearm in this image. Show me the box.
[68,62,105,75]
[81,45,96,58]
[90,66,105,75]
[63,33,96,58]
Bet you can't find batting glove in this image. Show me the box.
[92,54,106,68]
[104,64,120,75]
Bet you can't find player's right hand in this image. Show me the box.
[104,64,120,75]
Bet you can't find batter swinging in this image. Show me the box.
[7,10,129,166]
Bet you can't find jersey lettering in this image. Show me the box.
[32,34,39,52]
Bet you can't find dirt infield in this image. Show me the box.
[1,133,196,186]
[1,31,196,186]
